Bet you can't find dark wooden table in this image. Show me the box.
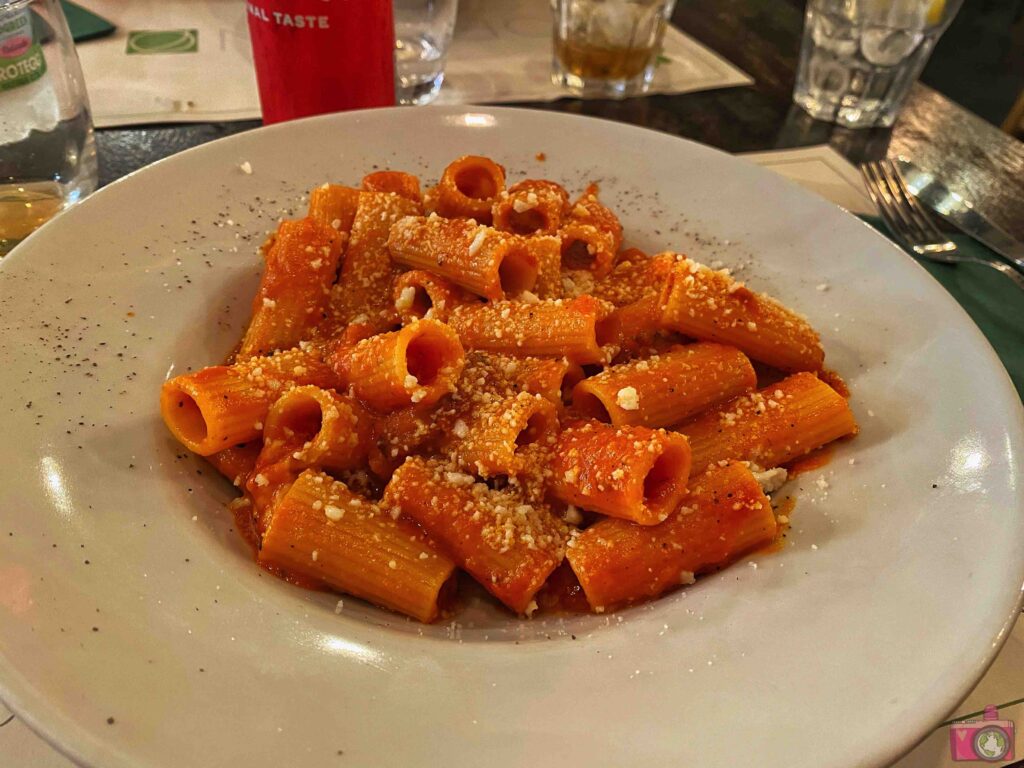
[95,0,1024,240]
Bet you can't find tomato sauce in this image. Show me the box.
[818,369,851,398]
[536,562,591,614]
[786,444,836,477]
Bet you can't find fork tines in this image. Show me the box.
[859,160,956,255]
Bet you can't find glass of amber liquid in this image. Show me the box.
[551,0,676,98]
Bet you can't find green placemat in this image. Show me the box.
[60,0,115,42]
[861,215,1024,399]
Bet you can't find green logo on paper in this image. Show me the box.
[126,29,198,55]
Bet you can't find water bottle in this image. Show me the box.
[0,0,97,255]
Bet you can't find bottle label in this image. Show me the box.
[0,9,47,93]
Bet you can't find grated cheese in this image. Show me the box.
[467,228,487,257]
[616,386,640,411]
[395,286,417,312]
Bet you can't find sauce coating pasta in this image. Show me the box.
[159,157,858,623]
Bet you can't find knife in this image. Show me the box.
[895,157,1024,274]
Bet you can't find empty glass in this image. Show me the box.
[393,0,459,105]
[0,0,97,255]
[794,0,964,128]
[551,0,677,98]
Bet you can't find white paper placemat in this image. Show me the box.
[741,145,876,216]
[3,145,1020,766]
[73,0,752,128]
[75,0,259,127]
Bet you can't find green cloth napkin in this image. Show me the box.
[860,215,1024,399]
[60,0,115,42]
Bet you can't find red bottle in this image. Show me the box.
[246,0,396,124]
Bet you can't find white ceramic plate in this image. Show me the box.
[1,107,1021,768]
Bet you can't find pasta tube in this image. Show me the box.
[558,184,623,279]
[550,421,692,525]
[658,256,824,372]
[447,295,617,365]
[392,269,474,325]
[332,318,465,412]
[573,343,756,427]
[508,356,581,408]
[329,190,423,332]
[383,457,569,614]
[444,391,559,477]
[491,179,569,236]
[434,155,506,224]
[307,183,360,232]
[160,346,336,456]
[590,252,674,307]
[260,470,456,623]
[259,385,371,472]
[566,461,777,611]
[521,234,563,299]
[387,215,538,300]
[603,294,664,356]
[238,217,344,359]
[361,170,422,202]
[678,372,858,473]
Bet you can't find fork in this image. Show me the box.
[859,159,1024,290]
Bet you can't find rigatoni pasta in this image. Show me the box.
[260,469,456,623]
[520,233,563,299]
[387,215,538,300]
[678,372,858,474]
[447,295,617,365]
[259,385,371,472]
[331,318,465,411]
[160,156,859,624]
[558,184,623,279]
[238,217,344,359]
[160,345,335,456]
[492,179,569,236]
[506,355,581,408]
[573,343,756,428]
[307,183,360,232]
[328,190,422,333]
[566,461,778,611]
[443,390,559,477]
[433,155,505,223]
[383,456,568,614]
[550,421,692,525]
[361,170,422,202]
[392,269,473,324]
[658,256,824,372]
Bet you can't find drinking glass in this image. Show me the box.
[0,0,97,255]
[393,0,459,105]
[794,0,964,129]
[550,0,676,98]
